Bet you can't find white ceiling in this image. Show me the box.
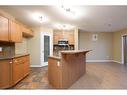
[1,6,127,32]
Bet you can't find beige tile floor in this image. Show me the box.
[11,62,127,89]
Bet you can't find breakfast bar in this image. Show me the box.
[48,50,90,89]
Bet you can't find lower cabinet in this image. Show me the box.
[0,55,30,89]
[12,55,30,85]
[0,59,12,89]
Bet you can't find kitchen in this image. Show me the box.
[1,6,127,90]
[0,7,88,89]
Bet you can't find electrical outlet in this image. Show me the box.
[57,61,60,67]
[0,47,2,52]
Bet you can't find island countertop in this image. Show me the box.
[60,50,91,54]
[49,50,91,60]
[48,50,90,89]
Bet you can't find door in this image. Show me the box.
[41,32,53,66]
[123,35,127,65]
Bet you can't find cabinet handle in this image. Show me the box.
[9,61,12,64]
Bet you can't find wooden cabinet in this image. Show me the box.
[23,56,30,77]
[0,16,9,41]
[21,25,34,37]
[12,57,24,84]
[0,15,22,42]
[0,59,12,88]
[9,20,22,42]
[53,30,74,44]
[12,55,30,85]
[0,15,33,42]
[0,55,30,89]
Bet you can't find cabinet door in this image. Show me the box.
[12,58,24,84]
[23,56,30,77]
[0,16,9,41]
[22,25,33,37]
[0,60,12,88]
[9,20,22,42]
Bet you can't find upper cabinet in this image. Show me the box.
[0,16,9,41]
[21,25,34,37]
[9,20,22,42]
[0,15,34,42]
[53,30,75,45]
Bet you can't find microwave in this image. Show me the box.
[58,39,69,45]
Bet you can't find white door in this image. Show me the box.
[40,32,53,66]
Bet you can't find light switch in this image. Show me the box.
[0,47,2,52]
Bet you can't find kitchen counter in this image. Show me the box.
[0,54,30,60]
[48,50,90,89]
[48,56,61,60]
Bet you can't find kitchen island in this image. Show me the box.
[48,50,90,89]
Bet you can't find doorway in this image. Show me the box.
[40,32,53,66]
[122,35,127,65]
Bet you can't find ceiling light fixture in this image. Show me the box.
[32,12,48,23]
[61,5,75,15]
[56,5,82,19]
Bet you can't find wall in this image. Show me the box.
[79,31,113,61]
[15,38,28,54]
[113,29,127,63]
[27,27,53,67]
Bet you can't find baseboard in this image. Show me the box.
[30,65,43,67]
[86,60,113,62]
[86,60,122,64]
[112,60,122,64]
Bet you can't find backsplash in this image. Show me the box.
[15,38,28,54]
[0,42,15,57]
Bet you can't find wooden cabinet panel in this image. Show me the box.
[12,55,30,85]
[48,58,62,88]
[0,60,12,88]
[12,58,24,84]
[9,20,22,42]
[22,25,34,37]
[0,16,9,41]
[23,56,30,77]
[53,30,74,45]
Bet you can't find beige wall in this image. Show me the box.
[79,31,113,61]
[15,38,28,54]
[113,29,127,63]
[27,27,53,66]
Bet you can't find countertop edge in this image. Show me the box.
[0,54,30,60]
[48,56,61,60]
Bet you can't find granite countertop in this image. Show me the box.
[0,54,29,60]
[61,50,91,54]
[48,50,91,60]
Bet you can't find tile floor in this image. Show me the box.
[11,62,127,89]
